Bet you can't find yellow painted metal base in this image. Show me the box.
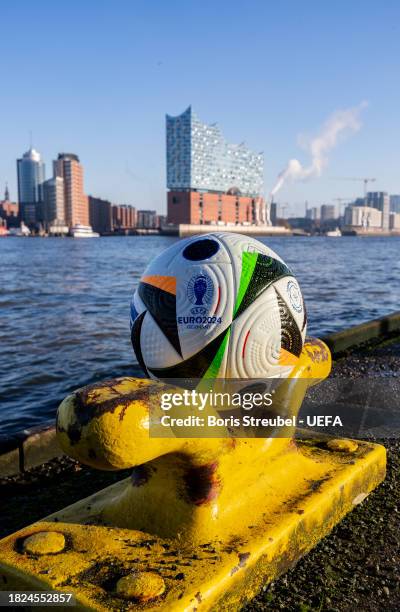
[0,438,386,611]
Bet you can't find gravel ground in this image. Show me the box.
[0,336,399,611]
[245,337,400,612]
[0,457,132,540]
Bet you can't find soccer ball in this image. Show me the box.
[130,233,306,380]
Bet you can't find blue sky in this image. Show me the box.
[1,0,399,215]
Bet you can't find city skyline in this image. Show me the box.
[1,1,400,213]
[4,143,400,223]
[7,146,138,209]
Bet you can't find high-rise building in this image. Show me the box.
[366,191,390,230]
[390,195,400,214]
[270,201,278,225]
[306,207,319,220]
[42,177,65,228]
[17,148,45,225]
[53,154,88,227]
[366,191,389,210]
[320,204,336,223]
[166,106,266,225]
[89,196,112,234]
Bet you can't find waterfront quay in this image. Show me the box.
[0,315,399,611]
[161,222,292,237]
[2,106,400,239]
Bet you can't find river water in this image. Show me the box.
[1,235,399,434]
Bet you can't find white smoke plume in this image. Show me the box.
[270,102,367,198]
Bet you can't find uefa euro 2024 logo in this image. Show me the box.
[187,273,214,316]
[177,272,221,329]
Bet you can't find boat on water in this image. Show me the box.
[9,222,31,237]
[325,228,342,237]
[70,224,100,238]
[292,229,311,237]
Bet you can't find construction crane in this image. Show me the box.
[334,177,376,198]
[333,198,354,216]
[280,203,289,219]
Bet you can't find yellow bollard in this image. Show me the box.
[0,338,386,611]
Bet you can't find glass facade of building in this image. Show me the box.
[390,194,400,214]
[166,106,264,197]
[17,148,45,224]
[43,176,65,226]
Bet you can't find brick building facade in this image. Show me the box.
[112,205,137,231]
[89,196,112,234]
[53,154,89,226]
[166,107,267,227]
[0,199,19,228]
[167,190,266,225]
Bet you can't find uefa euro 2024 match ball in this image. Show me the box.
[130,233,307,380]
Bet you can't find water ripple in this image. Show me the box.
[0,235,399,434]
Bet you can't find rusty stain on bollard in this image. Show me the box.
[116,571,166,602]
[327,439,359,453]
[22,531,65,555]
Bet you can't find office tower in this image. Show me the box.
[320,204,336,223]
[306,207,319,220]
[89,196,112,234]
[270,201,278,225]
[366,191,390,230]
[53,153,88,226]
[366,191,389,210]
[16,148,45,225]
[42,177,65,228]
[166,106,266,225]
[390,195,400,214]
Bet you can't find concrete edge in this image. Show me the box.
[0,422,63,478]
[1,310,400,478]
[321,311,400,355]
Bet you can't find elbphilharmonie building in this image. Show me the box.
[166,106,264,197]
[166,107,267,226]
